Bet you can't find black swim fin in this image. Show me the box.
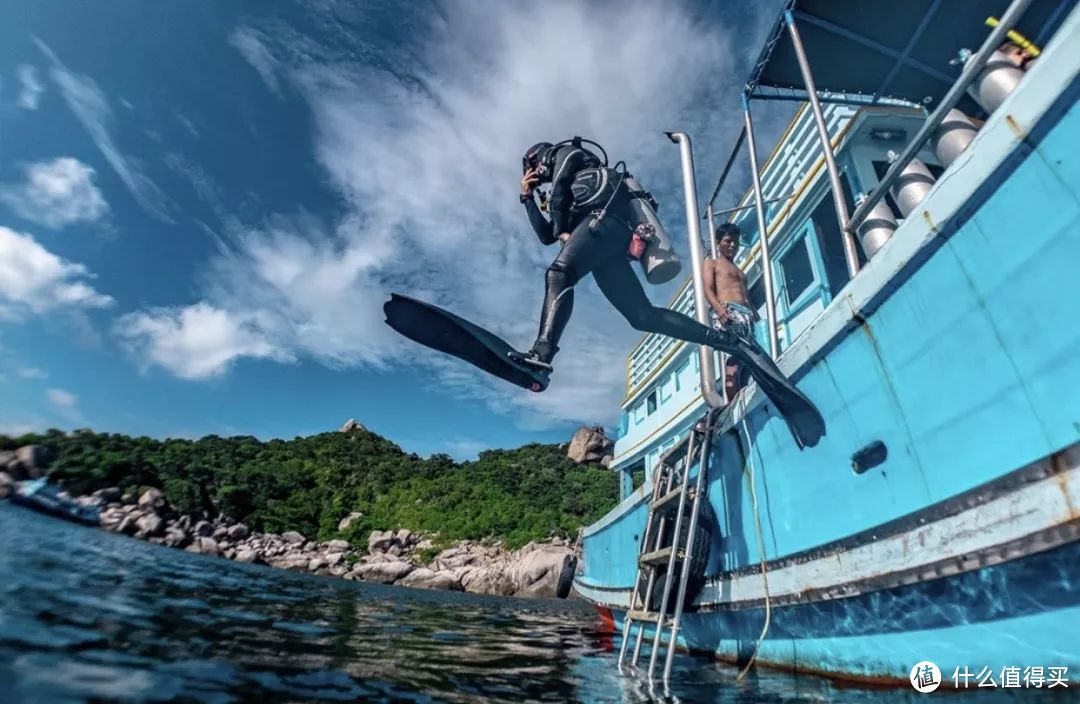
[728,341,826,450]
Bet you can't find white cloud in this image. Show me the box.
[16,64,45,109]
[0,226,113,318]
[115,302,293,380]
[46,388,77,409]
[128,2,768,428]
[18,367,48,379]
[229,26,283,95]
[34,38,175,223]
[0,158,109,229]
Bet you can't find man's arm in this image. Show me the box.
[524,198,557,245]
[547,148,588,236]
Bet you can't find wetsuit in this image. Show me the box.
[522,144,826,449]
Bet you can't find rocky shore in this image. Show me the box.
[3,475,578,598]
[0,423,620,598]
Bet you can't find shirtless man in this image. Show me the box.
[703,223,757,400]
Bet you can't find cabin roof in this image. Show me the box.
[747,0,1068,108]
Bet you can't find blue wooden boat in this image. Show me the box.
[574,0,1079,687]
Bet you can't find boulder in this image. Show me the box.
[227,524,249,541]
[0,451,13,471]
[193,520,213,537]
[600,455,613,468]
[415,538,435,552]
[308,557,327,572]
[92,487,123,504]
[174,515,192,532]
[507,546,574,598]
[270,554,311,571]
[13,445,54,479]
[234,548,261,564]
[330,564,348,577]
[350,560,414,584]
[164,529,189,548]
[186,537,220,556]
[464,567,517,596]
[387,545,402,558]
[367,530,395,553]
[338,512,363,532]
[395,529,414,547]
[137,488,165,511]
[135,513,165,538]
[0,471,13,499]
[339,418,366,433]
[282,531,306,545]
[398,568,461,591]
[326,539,350,552]
[117,515,139,535]
[566,426,614,464]
[212,526,229,541]
[324,552,346,567]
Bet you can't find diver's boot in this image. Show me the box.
[511,342,558,372]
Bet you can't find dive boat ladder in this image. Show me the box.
[617,411,714,683]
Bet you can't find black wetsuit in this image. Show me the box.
[523,145,713,361]
[522,144,827,449]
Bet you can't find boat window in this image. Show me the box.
[812,173,866,298]
[646,391,657,415]
[659,374,674,403]
[674,357,690,391]
[632,402,645,425]
[631,463,646,490]
[617,412,629,439]
[780,237,814,306]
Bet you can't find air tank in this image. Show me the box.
[967,48,1025,114]
[855,193,897,259]
[888,150,936,217]
[933,109,979,168]
[624,175,682,285]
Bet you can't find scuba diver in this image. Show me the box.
[516,138,826,449]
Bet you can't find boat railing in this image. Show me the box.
[844,0,1037,239]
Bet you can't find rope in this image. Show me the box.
[736,415,772,681]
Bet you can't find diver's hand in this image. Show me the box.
[713,305,731,324]
[558,232,571,244]
[520,167,540,195]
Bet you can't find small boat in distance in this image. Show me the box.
[9,478,100,527]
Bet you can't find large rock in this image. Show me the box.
[137,488,165,511]
[339,418,366,433]
[399,568,461,591]
[464,567,517,596]
[281,531,306,545]
[326,539,350,552]
[12,445,54,479]
[324,552,346,567]
[92,487,123,504]
[163,528,189,548]
[174,515,192,532]
[135,513,165,538]
[193,520,213,537]
[338,512,363,532]
[117,515,139,535]
[226,523,249,541]
[367,530,395,553]
[507,546,574,598]
[186,537,220,556]
[234,548,261,564]
[308,557,327,572]
[567,426,614,464]
[395,529,414,547]
[0,471,13,499]
[347,561,414,584]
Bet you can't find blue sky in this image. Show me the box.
[0,0,788,458]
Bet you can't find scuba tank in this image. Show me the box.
[623,175,681,285]
[888,150,936,218]
[933,109,978,168]
[854,193,897,259]
[569,169,681,285]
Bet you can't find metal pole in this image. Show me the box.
[845,0,1037,234]
[784,10,860,279]
[741,98,780,360]
[707,194,795,219]
[706,204,717,259]
[666,132,725,409]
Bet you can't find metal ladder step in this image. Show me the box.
[651,487,689,515]
[626,610,666,624]
[639,547,677,566]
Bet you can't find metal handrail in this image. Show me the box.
[666,132,726,409]
[846,0,1036,235]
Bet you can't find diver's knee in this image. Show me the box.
[625,308,655,332]
[545,262,575,290]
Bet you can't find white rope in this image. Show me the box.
[736,415,772,681]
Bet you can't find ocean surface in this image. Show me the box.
[0,503,1045,703]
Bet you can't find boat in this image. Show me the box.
[574,0,1079,688]
[9,478,101,527]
